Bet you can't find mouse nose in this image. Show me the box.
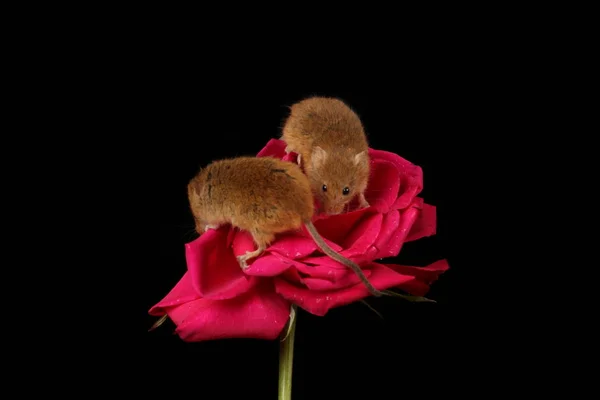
[328,202,345,215]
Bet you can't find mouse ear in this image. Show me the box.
[354,150,367,165]
[312,146,328,165]
[187,178,199,200]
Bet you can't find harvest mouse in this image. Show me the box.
[187,156,382,297]
[281,96,370,215]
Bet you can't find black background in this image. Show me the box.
[143,87,478,398]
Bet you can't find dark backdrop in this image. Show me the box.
[144,89,471,398]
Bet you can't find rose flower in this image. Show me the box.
[149,139,448,341]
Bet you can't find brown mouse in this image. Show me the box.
[281,96,370,215]
[187,156,382,297]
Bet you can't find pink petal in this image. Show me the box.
[377,205,419,258]
[267,233,319,259]
[392,170,423,210]
[149,272,199,316]
[368,148,423,210]
[232,228,331,264]
[311,207,372,246]
[299,228,344,255]
[387,259,449,281]
[186,228,255,300]
[280,267,304,284]
[294,255,351,281]
[406,202,437,242]
[231,230,257,257]
[274,262,415,316]
[300,247,372,281]
[364,159,401,213]
[282,152,298,163]
[301,268,373,291]
[340,213,383,257]
[384,259,449,296]
[242,252,299,276]
[410,197,425,209]
[226,227,237,247]
[167,280,292,342]
[370,210,400,256]
[364,246,379,260]
[256,138,287,159]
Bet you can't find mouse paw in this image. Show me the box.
[358,193,370,209]
[236,255,249,270]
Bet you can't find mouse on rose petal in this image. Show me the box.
[187,156,382,297]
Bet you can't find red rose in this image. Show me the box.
[149,139,448,341]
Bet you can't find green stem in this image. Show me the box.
[278,304,297,400]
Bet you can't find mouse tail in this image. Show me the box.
[303,220,382,297]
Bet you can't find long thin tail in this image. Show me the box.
[304,220,382,297]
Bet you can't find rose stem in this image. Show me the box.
[278,304,297,400]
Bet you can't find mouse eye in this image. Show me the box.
[342,187,350,195]
[322,184,327,192]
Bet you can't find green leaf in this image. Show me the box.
[279,304,296,342]
[148,314,169,332]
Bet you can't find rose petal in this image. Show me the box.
[242,252,299,276]
[300,255,349,269]
[384,259,449,296]
[165,280,291,342]
[364,246,379,260]
[186,228,255,300]
[295,255,350,281]
[340,213,383,257]
[364,159,401,213]
[369,210,400,256]
[398,281,431,296]
[149,272,199,316]
[274,262,415,316]
[267,234,319,259]
[226,227,237,247]
[368,148,423,210]
[301,268,373,291]
[300,228,345,255]
[280,266,304,284]
[410,197,424,209]
[231,230,257,257]
[302,247,371,280]
[311,206,372,246]
[406,202,437,242]
[282,152,298,163]
[256,138,287,159]
[386,259,449,282]
[377,205,420,258]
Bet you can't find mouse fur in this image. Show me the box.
[187,157,313,247]
[187,156,382,297]
[281,96,370,215]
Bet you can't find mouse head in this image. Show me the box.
[309,146,369,215]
